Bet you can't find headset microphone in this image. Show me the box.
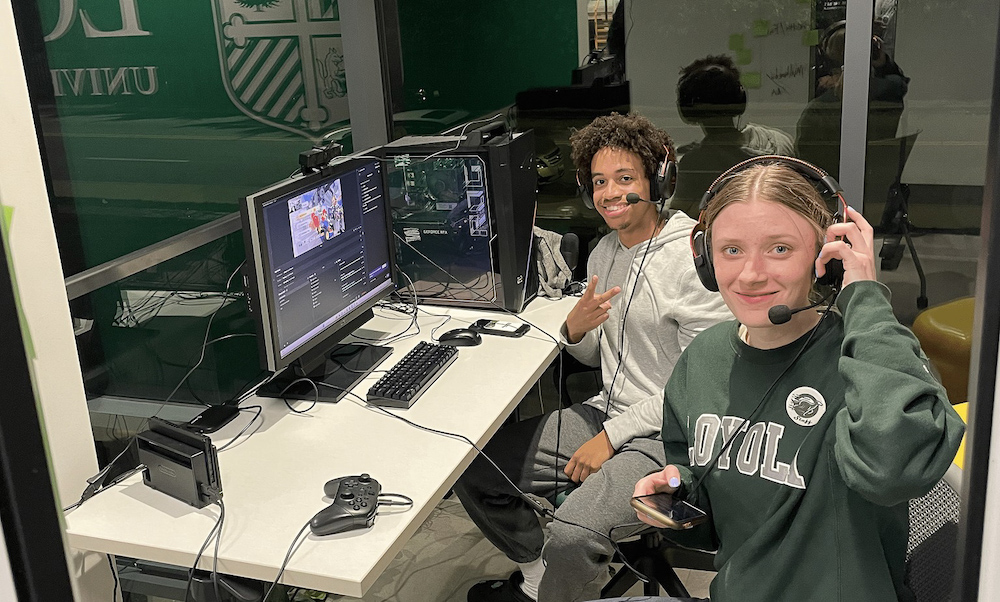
[768,301,820,325]
[625,193,653,205]
[767,289,837,325]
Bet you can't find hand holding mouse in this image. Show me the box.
[565,275,621,344]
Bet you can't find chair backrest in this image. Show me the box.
[905,463,962,602]
[863,131,919,228]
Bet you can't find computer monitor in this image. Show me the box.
[383,127,538,312]
[240,155,396,403]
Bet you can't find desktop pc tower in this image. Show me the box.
[382,127,539,313]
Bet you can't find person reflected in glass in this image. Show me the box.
[671,55,795,218]
[796,19,910,178]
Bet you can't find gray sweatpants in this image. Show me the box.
[453,404,667,602]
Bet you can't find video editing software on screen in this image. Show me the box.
[259,161,392,358]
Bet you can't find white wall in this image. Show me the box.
[0,2,112,600]
[979,329,1000,599]
[894,0,999,185]
[578,0,591,64]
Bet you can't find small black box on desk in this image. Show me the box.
[137,417,222,509]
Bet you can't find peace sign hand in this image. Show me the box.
[565,275,621,344]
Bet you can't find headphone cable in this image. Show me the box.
[685,292,838,500]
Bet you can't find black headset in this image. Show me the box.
[819,20,847,63]
[577,154,677,212]
[819,19,882,64]
[676,63,748,125]
[689,155,846,293]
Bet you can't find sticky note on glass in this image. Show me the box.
[728,34,745,51]
[753,20,770,37]
[802,29,820,46]
[736,47,753,65]
[1,205,11,243]
[741,72,762,89]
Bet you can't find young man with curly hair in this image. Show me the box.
[454,113,731,602]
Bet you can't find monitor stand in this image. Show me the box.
[256,344,392,403]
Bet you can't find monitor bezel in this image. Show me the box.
[240,154,397,374]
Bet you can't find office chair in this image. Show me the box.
[601,530,715,598]
[905,462,962,601]
[552,350,602,408]
[866,132,927,308]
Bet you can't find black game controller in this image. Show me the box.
[309,474,381,536]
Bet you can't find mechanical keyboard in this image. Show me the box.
[366,341,459,408]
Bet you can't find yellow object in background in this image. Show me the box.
[953,402,968,470]
[912,297,975,404]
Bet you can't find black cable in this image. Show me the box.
[215,405,264,453]
[377,493,414,507]
[604,218,658,419]
[262,519,312,602]
[351,266,421,345]
[107,554,120,602]
[553,350,567,504]
[212,498,226,602]
[63,438,140,512]
[182,500,224,602]
[226,369,273,405]
[65,466,146,513]
[161,260,247,407]
[278,377,320,413]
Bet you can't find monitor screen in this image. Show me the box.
[242,156,395,379]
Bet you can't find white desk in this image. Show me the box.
[64,296,575,597]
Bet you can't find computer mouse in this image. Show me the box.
[437,328,482,347]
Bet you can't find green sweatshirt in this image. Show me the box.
[660,281,965,602]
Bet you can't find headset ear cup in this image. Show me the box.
[736,85,748,116]
[816,258,845,289]
[576,171,595,210]
[659,159,677,201]
[691,229,718,292]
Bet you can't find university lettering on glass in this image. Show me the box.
[46,0,157,97]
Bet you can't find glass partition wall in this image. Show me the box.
[16,0,355,418]
[10,0,1000,598]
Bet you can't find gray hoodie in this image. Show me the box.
[560,210,731,449]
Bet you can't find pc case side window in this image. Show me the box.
[388,155,498,305]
